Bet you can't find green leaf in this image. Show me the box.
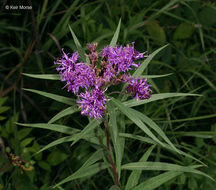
[111,98,164,147]
[124,93,200,107]
[38,160,51,171]
[174,23,194,40]
[146,21,166,44]
[125,145,155,190]
[0,106,10,114]
[68,24,88,63]
[119,133,156,145]
[141,73,172,78]
[47,151,68,166]
[22,73,60,80]
[0,97,8,106]
[108,101,123,179]
[132,44,169,78]
[122,162,214,181]
[133,171,183,190]
[37,136,75,154]
[81,149,104,168]
[71,119,102,146]
[54,162,109,187]
[110,18,121,47]
[16,123,80,135]
[20,137,35,147]
[120,132,204,165]
[23,88,76,106]
[132,110,179,153]
[17,128,32,140]
[48,106,79,124]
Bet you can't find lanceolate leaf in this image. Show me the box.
[119,133,156,145]
[16,123,80,135]
[132,109,179,153]
[125,145,156,190]
[122,162,214,181]
[133,171,183,190]
[132,44,169,77]
[110,18,121,47]
[111,98,165,147]
[68,24,89,63]
[22,73,60,80]
[23,88,76,106]
[54,162,109,187]
[48,106,79,124]
[108,101,123,179]
[123,93,200,107]
[71,119,102,146]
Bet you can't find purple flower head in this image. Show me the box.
[101,43,145,75]
[63,62,96,94]
[126,77,152,100]
[54,49,79,74]
[55,49,95,94]
[77,89,106,119]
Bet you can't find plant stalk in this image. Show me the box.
[104,117,119,187]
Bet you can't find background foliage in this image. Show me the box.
[0,0,216,189]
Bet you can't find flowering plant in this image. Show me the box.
[54,42,151,119]
[19,20,213,189]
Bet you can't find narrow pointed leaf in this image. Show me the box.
[141,73,172,78]
[22,73,60,80]
[48,106,79,124]
[54,162,109,187]
[124,93,200,107]
[119,133,156,145]
[111,98,164,147]
[81,149,104,168]
[110,18,121,47]
[126,145,156,190]
[23,88,75,106]
[68,24,89,63]
[16,123,80,135]
[133,44,169,77]
[133,171,183,190]
[71,119,102,146]
[108,102,123,179]
[133,110,179,153]
[122,162,214,181]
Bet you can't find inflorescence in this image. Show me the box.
[54,43,152,119]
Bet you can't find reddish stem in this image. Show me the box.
[104,118,119,187]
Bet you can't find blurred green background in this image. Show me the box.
[0,0,216,189]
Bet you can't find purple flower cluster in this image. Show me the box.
[126,77,152,100]
[77,89,106,119]
[54,50,95,94]
[55,43,151,119]
[101,43,145,81]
